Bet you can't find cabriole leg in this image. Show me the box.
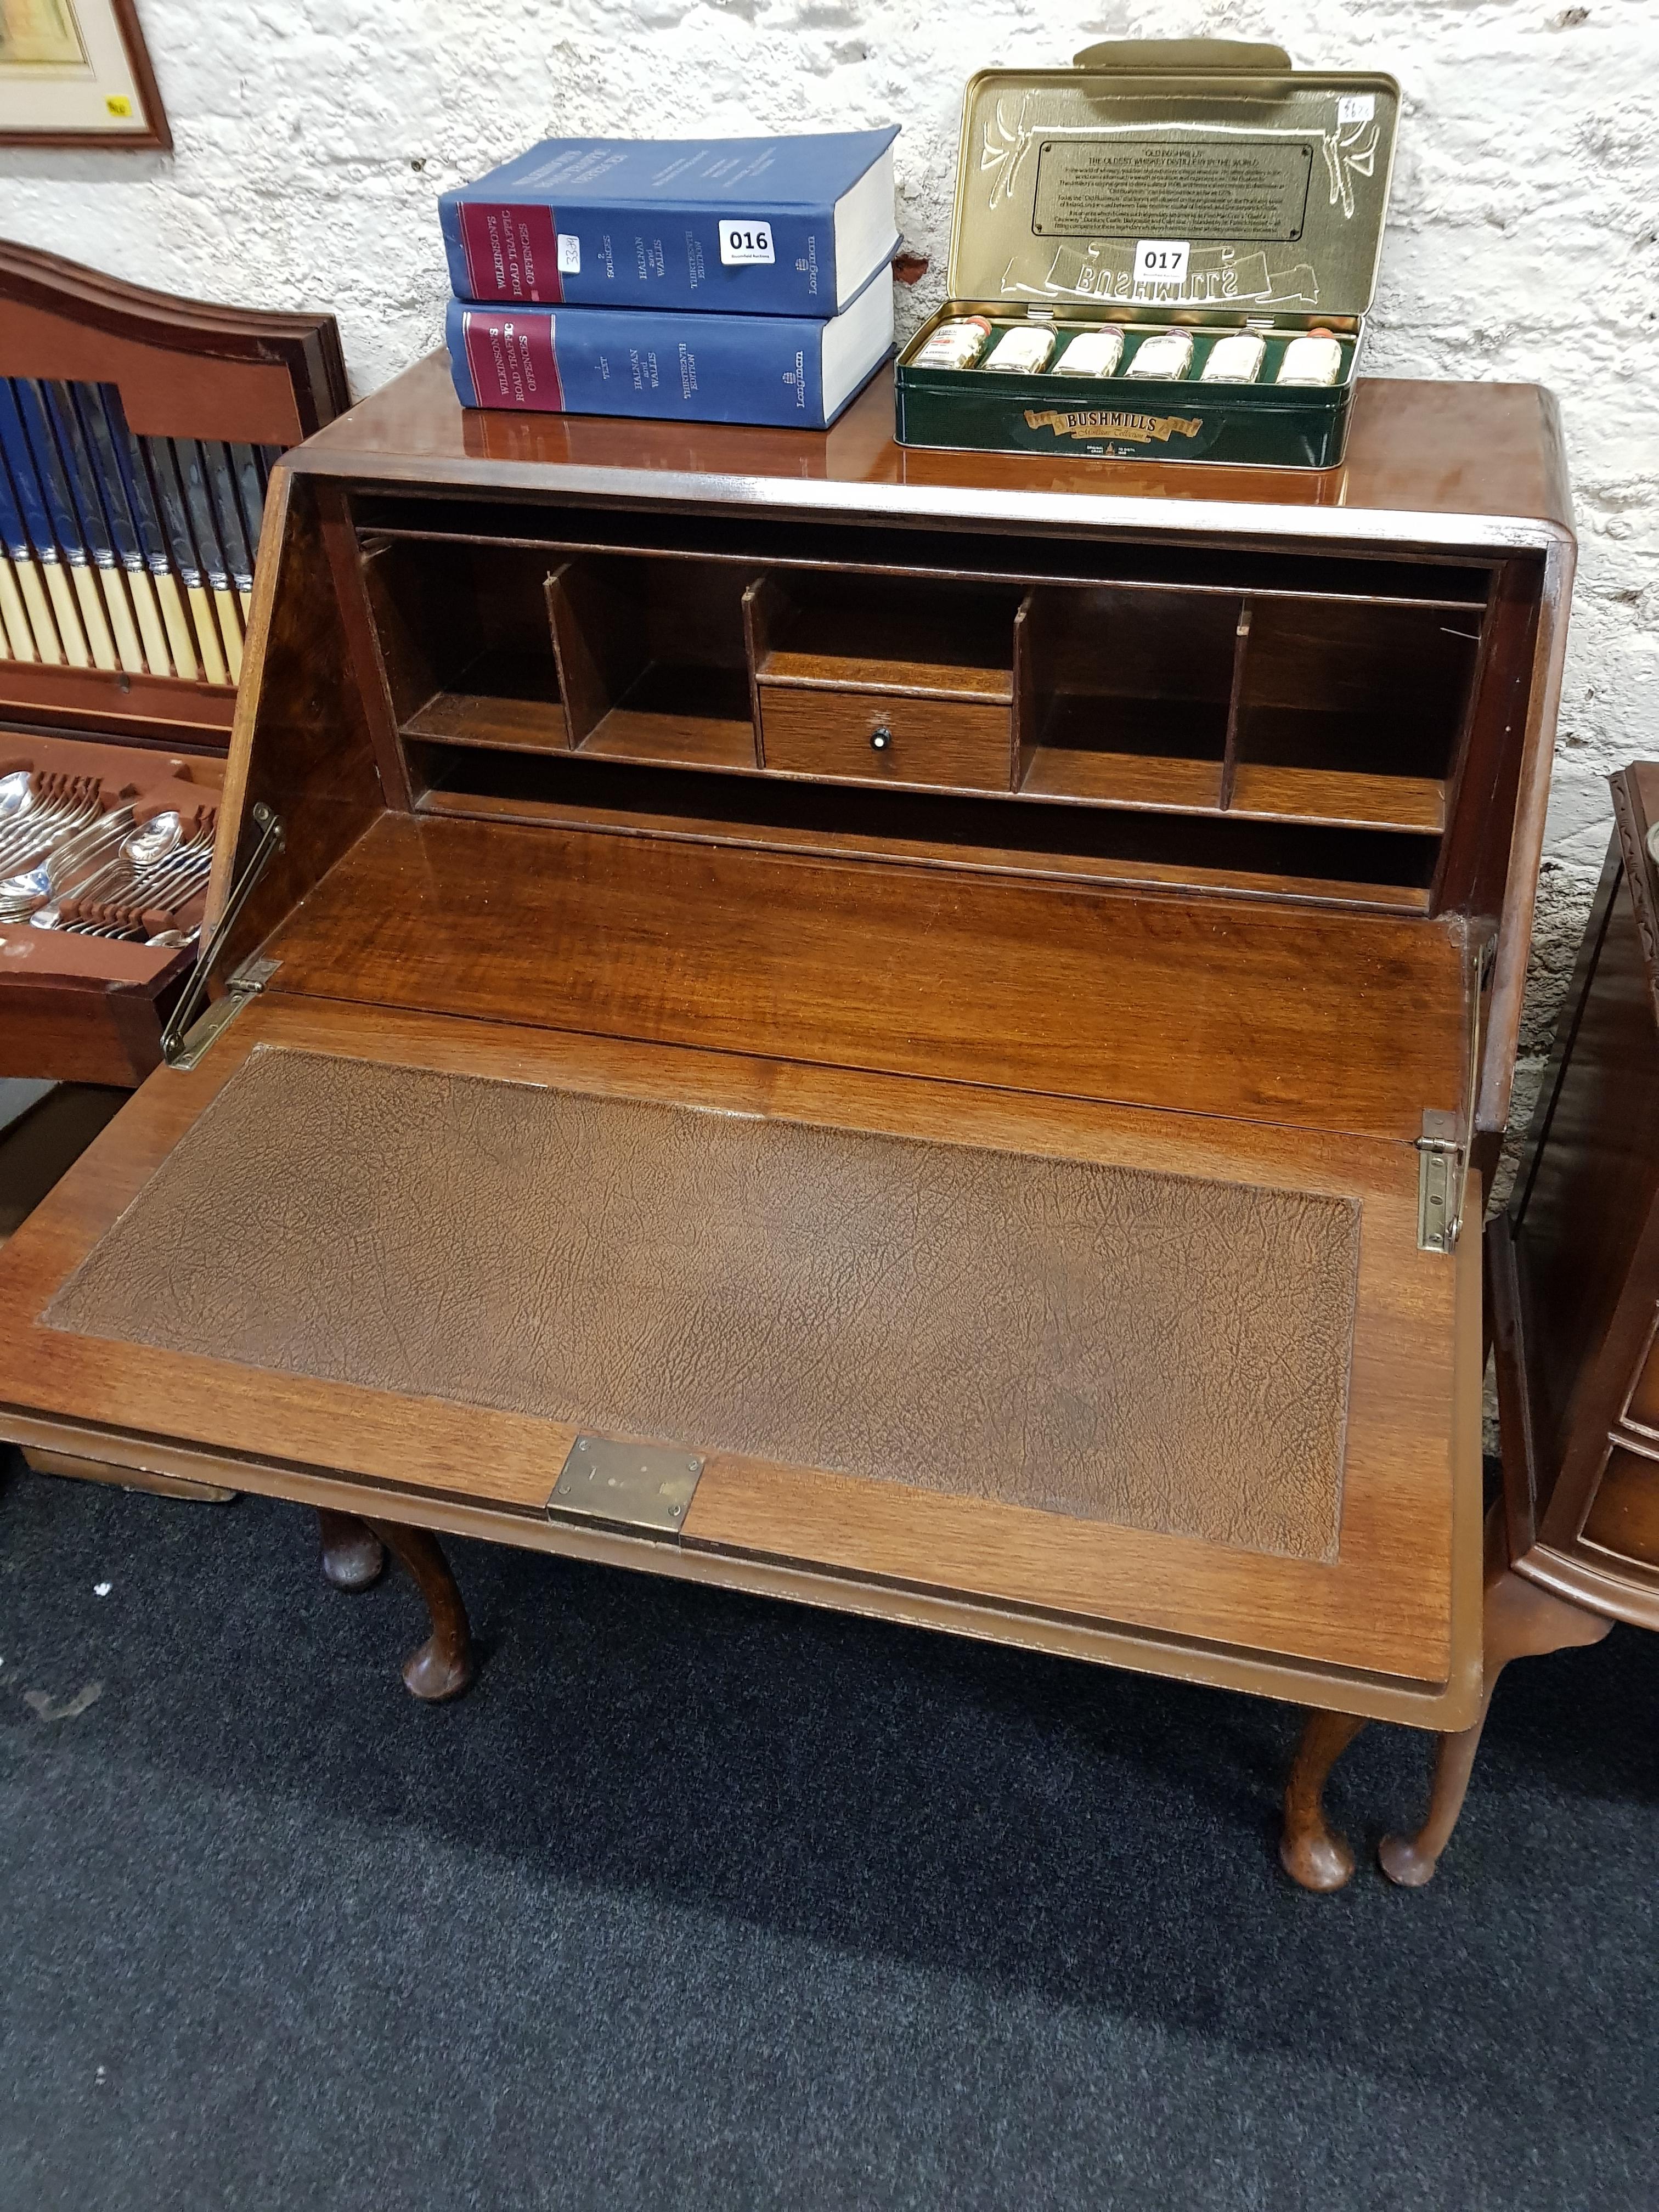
[361,1519,476,1702]
[317,1508,386,1592]
[1280,1708,1369,1891]
[1379,1508,1611,1887]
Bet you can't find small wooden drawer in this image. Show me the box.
[757,683,1013,793]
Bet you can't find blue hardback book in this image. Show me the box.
[446,267,893,430]
[440,128,899,317]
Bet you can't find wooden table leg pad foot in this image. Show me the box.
[1280,1707,1369,1893]
[361,1517,476,1702]
[317,1507,387,1592]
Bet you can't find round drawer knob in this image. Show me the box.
[870,726,893,752]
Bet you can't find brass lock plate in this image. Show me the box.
[548,1434,704,1536]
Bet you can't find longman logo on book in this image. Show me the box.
[1024,408,1203,445]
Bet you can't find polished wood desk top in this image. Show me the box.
[296,354,1575,555]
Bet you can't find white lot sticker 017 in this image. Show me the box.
[557,233,581,274]
[1338,94,1376,125]
[1133,239,1190,289]
[719,219,776,267]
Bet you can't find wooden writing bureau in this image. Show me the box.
[0,359,1575,1881]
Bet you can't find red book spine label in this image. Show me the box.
[456,202,562,304]
[460,313,565,412]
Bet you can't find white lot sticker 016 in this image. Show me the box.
[1338,94,1376,125]
[1133,239,1190,288]
[557,233,581,274]
[719,219,776,267]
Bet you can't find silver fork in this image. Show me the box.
[0,809,135,922]
[0,782,101,875]
[4,789,103,862]
[29,812,171,930]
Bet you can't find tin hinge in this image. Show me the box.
[547,1434,704,1537]
[160,802,284,1069]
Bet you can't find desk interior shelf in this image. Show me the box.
[365,534,567,753]
[753,572,1019,702]
[1018,586,1238,812]
[1227,597,1480,836]
[360,509,1489,915]
[552,554,758,771]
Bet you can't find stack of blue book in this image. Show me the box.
[441,128,900,432]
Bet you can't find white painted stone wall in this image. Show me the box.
[3,0,1657,1088]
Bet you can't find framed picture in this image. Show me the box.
[0,0,171,150]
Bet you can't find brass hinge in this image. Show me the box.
[1416,1109,1464,1255]
[160,802,284,1069]
[1415,939,1493,1255]
[162,953,280,1072]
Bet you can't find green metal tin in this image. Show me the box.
[896,41,1398,471]
[896,318,1357,467]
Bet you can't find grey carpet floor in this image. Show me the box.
[1,1451,1654,2212]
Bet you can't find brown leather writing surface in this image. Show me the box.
[45,1046,1358,1560]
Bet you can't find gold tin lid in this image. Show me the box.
[950,41,1398,322]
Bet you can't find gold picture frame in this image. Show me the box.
[0,0,171,150]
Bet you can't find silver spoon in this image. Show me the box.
[0,811,134,922]
[123,823,211,893]
[85,810,188,911]
[124,811,183,868]
[97,822,213,924]
[0,769,35,823]
[30,811,185,930]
